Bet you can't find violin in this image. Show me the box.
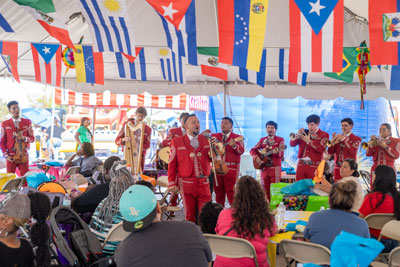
[203,133,229,176]
[12,129,28,164]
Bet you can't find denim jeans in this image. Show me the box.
[47,138,63,160]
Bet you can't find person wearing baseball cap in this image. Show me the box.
[0,192,34,266]
[115,185,212,267]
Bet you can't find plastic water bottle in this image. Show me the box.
[320,206,326,211]
[277,202,286,230]
[63,194,71,207]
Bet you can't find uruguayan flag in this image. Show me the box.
[157,47,185,84]
[239,49,267,87]
[159,0,197,66]
[380,65,400,90]
[78,0,136,55]
[279,48,308,86]
[116,48,147,80]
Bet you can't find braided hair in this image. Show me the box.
[93,161,135,231]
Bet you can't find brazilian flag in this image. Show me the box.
[324,47,357,83]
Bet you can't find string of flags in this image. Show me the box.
[0,0,400,101]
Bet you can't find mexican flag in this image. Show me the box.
[14,0,75,49]
[324,47,357,83]
[197,47,228,81]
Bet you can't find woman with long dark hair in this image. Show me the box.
[214,176,276,267]
[359,165,400,251]
[75,117,93,150]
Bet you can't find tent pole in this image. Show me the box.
[92,106,97,140]
[223,83,227,117]
[50,86,55,159]
[206,111,209,130]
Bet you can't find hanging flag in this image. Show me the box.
[77,0,136,55]
[289,0,344,72]
[369,0,400,65]
[324,47,357,83]
[278,48,308,86]
[197,47,228,81]
[74,45,104,85]
[146,0,192,29]
[31,43,62,87]
[0,13,13,33]
[14,0,75,49]
[115,47,147,81]
[217,0,269,72]
[380,65,400,90]
[355,41,371,110]
[0,41,19,82]
[156,0,197,65]
[157,47,185,83]
[239,49,267,87]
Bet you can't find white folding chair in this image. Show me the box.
[365,214,396,235]
[102,222,130,249]
[60,166,81,181]
[1,176,26,192]
[280,239,331,266]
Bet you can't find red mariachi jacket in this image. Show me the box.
[366,137,400,170]
[250,135,285,167]
[115,118,151,151]
[0,118,34,157]
[290,129,329,163]
[168,134,212,187]
[211,132,245,164]
[327,133,361,166]
[161,127,185,148]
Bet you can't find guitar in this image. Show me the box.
[253,145,287,169]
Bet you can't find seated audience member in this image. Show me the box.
[72,156,120,214]
[28,192,52,267]
[0,192,34,267]
[314,158,364,212]
[214,176,276,267]
[199,202,223,234]
[115,185,212,267]
[89,161,134,256]
[65,142,103,177]
[359,165,400,252]
[304,180,370,249]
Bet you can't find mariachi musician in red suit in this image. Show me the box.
[161,112,189,148]
[250,121,285,200]
[115,107,151,171]
[290,114,329,181]
[366,123,400,178]
[0,101,34,175]
[327,118,361,182]
[168,114,212,223]
[211,117,244,206]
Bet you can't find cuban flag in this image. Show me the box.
[290,0,344,72]
[115,47,147,81]
[157,47,185,84]
[279,48,308,86]
[0,41,19,82]
[217,0,269,72]
[380,65,400,90]
[78,0,136,56]
[239,49,267,87]
[31,43,62,87]
[148,0,197,66]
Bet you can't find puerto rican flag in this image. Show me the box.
[290,0,344,72]
[31,43,62,87]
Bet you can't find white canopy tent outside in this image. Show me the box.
[0,0,399,100]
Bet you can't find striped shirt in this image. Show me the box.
[89,199,124,256]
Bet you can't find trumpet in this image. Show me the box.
[326,132,345,147]
[361,136,380,149]
[290,128,309,141]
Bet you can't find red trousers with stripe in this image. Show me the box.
[178,177,211,223]
[261,166,281,201]
[214,167,239,206]
[7,160,29,176]
[295,163,317,181]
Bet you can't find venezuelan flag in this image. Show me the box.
[217,0,268,72]
[75,45,104,85]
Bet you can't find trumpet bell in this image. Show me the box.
[361,142,369,149]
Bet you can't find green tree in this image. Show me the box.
[0,99,9,121]
[27,86,53,109]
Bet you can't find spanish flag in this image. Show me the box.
[75,45,104,85]
[217,0,269,72]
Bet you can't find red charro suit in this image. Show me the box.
[161,127,185,148]
[366,137,400,179]
[0,118,34,175]
[211,132,244,206]
[290,129,329,181]
[168,134,212,222]
[115,118,152,171]
[250,135,285,200]
[327,133,361,182]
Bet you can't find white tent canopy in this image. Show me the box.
[1,0,399,100]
